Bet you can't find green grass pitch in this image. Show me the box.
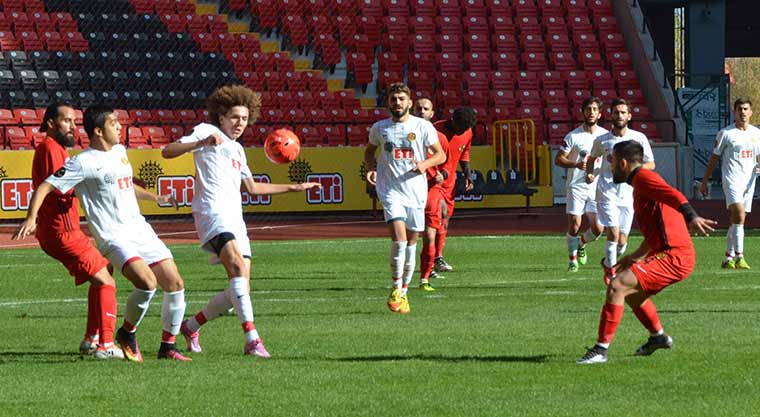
[1,234,759,416]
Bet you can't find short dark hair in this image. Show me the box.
[734,98,752,111]
[581,96,603,111]
[613,140,644,164]
[83,105,115,137]
[387,82,412,99]
[610,97,631,112]
[40,101,75,132]
[452,107,477,129]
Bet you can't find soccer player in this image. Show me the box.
[14,105,191,362]
[27,102,122,360]
[365,83,446,313]
[577,140,716,364]
[699,98,760,269]
[554,97,607,272]
[585,98,655,283]
[162,85,321,358]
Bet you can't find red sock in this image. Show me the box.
[194,311,208,326]
[97,285,117,345]
[161,330,176,344]
[597,303,624,344]
[435,228,447,258]
[631,299,662,334]
[85,284,99,340]
[242,322,255,333]
[420,237,435,278]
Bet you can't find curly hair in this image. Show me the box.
[206,85,261,126]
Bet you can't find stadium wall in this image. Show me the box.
[0,146,553,219]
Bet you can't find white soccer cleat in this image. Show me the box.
[94,345,125,360]
[244,339,271,358]
[576,345,608,364]
[180,320,202,353]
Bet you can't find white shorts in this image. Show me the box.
[566,187,597,216]
[382,201,425,232]
[724,180,755,213]
[597,199,634,235]
[193,212,252,258]
[100,223,173,271]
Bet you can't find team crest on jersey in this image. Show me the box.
[221,148,231,158]
[103,173,115,185]
[121,157,129,165]
[54,167,66,177]
[407,132,416,141]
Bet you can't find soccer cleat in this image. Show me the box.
[634,334,673,356]
[576,345,608,364]
[434,257,453,272]
[721,258,736,269]
[79,338,99,355]
[601,258,616,286]
[94,345,125,360]
[429,270,445,280]
[116,328,143,363]
[387,288,402,312]
[568,261,579,273]
[157,346,192,361]
[180,320,202,353]
[577,246,588,265]
[734,257,750,270]
[398,294,410,314]
[244,339,271,358]
[419,282,436,292]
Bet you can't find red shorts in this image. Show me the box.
[425,187,447,229]
[38,230,109,286]
[631,249,695,296]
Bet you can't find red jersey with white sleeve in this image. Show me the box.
[434,120,472,196]
[32,137,80,239]
[630,168,694,255]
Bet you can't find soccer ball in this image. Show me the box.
[264,128,301,164]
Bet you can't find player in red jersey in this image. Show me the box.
[31,102,122,359]
[577,140,716,364]
[429,108,477,275]
[412,98,448,290]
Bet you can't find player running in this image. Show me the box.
[585,98,655,284]
[15,105,191,362]
[577,140,716,364]
[365,83,446,313]
[699,98,760,269]
[26,102,122,360]
[162,85,320,358]
[554,97,606,272]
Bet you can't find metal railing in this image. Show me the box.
[491,119,537,184]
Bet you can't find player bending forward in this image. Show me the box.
[15,105,191,362]
[577,140,716,364]
[365,83,446,313]
[162,85,320,358]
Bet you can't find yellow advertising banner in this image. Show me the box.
[0,146,551,219]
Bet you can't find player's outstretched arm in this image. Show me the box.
[689,217,718,237]
[162,135,223,159]
[12,182,55,240]
[364,143,378,185]
[699,154,720,197]
[243,177,321,195]
[134,184,178,210]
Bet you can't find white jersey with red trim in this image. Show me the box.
[368,115,439,208]
[590,128,654,206]
[712,124,760,193]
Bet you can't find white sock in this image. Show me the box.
[617,242,628,257]
[402,244,417,286]
[726,225,736,259]
[229,277,255,324]
[161,289,186,336]
[390,241,407,285]
[597,342,610,349]
[651,329,665,337]
[605,241,618,268]
[185,289,233,333]
[582,228,600,246]
[733,224,745,257]
[125,288,156,329]
[566,233,579,260]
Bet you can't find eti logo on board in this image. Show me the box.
[1,179,33,211]
[242,174,272,206]
[157,176,195,207]
[305,173,343,204]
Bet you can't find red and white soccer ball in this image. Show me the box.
[264,128,301,164]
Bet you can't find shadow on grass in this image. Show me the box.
[0,351,82,364]
[330,354,551,363]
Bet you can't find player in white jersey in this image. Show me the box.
[364,83,446,314]
[14,105,191,362]
[586,98,655,284]
[554,97,607,272]
[162,85,320,358]
[700,99,760,269]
